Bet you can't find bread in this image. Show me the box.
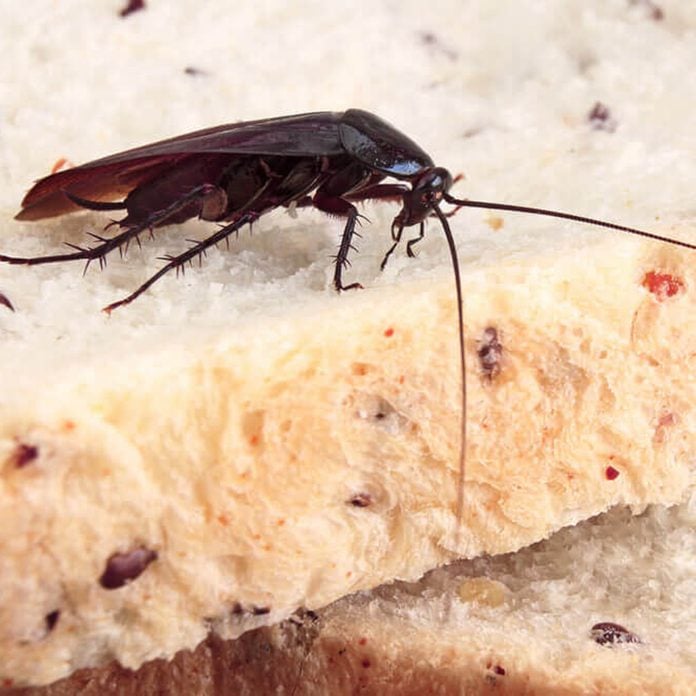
[2,0,695,689]
[1,219,693,687]
[8,498,694,695]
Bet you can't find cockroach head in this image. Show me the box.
[398,167,453,226]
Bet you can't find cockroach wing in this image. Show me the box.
[16,156,184,221]
[72,112,346,167]
[16,112,346,221]
[339,109,433,178]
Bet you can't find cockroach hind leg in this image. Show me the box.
[102,212,256,313]
[64,191,127,212]
[355,212,371,227]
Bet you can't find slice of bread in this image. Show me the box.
[1,220,693,686]
[8,498,694,695]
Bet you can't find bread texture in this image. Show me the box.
[8,499,694,695]
[1,0,695,689]
[1,230,693,686]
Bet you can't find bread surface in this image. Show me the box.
[1,233,693,685]
[1,0,695,688]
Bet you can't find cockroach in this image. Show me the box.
[3,109,694,545]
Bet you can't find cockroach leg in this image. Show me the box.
[0,224,146,272]
[103,212,257,313]
[123,183,219,230]
[345,183,408,205]
[0,185,219,272]
[379,221,405,271]
[65,192,127,212]
[313,192,364,291]
[405,221,426,258]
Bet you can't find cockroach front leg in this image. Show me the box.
[379,219,405,271]
[406,222,426,257]
[380,220,424,271]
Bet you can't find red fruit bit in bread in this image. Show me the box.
[641,271,685,301]
[605,466,620,480]
[653,411,677,444]
[383,327,394,338]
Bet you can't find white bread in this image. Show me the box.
[1,0,695,689]
[9,498,694,695]
[1,225,693,687]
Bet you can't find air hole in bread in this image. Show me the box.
[348,492,373,508]
[591,622,641,646]
[353,394,406,434]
